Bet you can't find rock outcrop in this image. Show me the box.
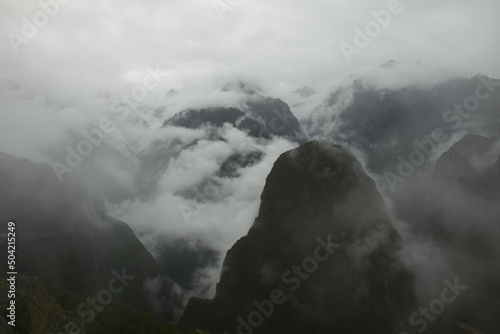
[180,141,414,334]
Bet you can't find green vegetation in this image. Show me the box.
[0,272,208,334]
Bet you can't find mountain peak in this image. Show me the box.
[180,140,413,334]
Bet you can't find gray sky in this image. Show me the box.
[1,0,499,302]
[1,0,499,101]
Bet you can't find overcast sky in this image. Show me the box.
[1,0,499,303]
[1,0,499,102]
[2,0,499,243]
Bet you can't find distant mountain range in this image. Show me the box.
[306,72,500,193]
[1,68,499,333]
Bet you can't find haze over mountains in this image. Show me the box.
[1,61,499,333]
[2,0,500,332]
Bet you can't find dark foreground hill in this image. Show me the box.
[0,271,207,334]
[0,152,179,321]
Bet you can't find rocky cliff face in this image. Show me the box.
[179,141,415,334]
[0,152,179,320]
